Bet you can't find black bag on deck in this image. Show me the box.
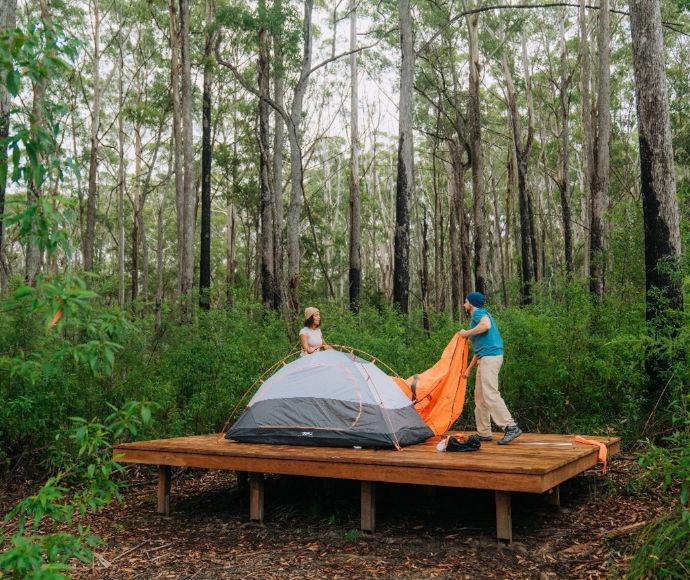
[446,434,481,452]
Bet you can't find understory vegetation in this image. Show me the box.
[1,281,689,577]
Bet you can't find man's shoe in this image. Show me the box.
[477,434,493,441]
[498,425,522,445]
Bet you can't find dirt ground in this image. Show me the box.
[2,454,666,579]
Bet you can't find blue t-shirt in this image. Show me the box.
[469,308,503,357]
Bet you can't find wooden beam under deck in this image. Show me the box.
[114,432,619,541]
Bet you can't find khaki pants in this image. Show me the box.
[474,355,515,436]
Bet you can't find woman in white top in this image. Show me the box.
[299,307,331,356]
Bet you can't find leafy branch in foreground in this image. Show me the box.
[0,401,153,579]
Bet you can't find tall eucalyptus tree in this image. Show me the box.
[200,0,215,310]
[272,0,285,310]
[629,0,684,404]
[169,0,184,294]
[393,0,413,314]
[579,0,593,279]
[0,0,17,293]
[464,1,488,296]
[557,11,575,275]
[502,35,536,304]
[589,0,610,302]
[26,0,53,285]
[348,0,361,311]
[179,0,195,301]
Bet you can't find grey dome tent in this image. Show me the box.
[225,349,434,449]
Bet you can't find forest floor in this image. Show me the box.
[1,453,669,579]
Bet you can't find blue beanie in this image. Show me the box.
[466,292,485,308]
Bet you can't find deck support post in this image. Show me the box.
[495,490,512,542]
[361,481,376,534]
[157,465,171,515]
[249,473,264,523]
[545,485,560,506]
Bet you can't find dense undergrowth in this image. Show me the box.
[1,280,689,577]
[1,280,675,459]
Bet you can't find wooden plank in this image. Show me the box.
[495,490,512,542]
[115,433,620,476]
[361,481,376,534]
[157,465,171,515]
[249,473,264,523]
[544,485,560,506]
[114,433,619,495]
[114,448,554,492]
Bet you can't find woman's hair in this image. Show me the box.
[304,315,321,328]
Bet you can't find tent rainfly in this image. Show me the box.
[225,349,434,449]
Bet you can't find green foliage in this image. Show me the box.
[0,402,151,579]
[638,396,690,514]
[625,510,690,580]
[490,282,647,437]
[0,21,78,191]
[345,528,362,543]
[625,395,690,579]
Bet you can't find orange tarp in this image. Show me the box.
[393,333,469,435]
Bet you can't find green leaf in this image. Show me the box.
[6,68,20,95]
[12,286,35,300]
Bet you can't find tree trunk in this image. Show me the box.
[558,12,574,275]
[117,40,125,309]
[465,8,488,296]
[393,0,413,314]
[491,172,508,305]
[0,0,17,293]
[170,0,184,297]
[521,33,539,283]
[348,0,361,312]
[579,0,593,280]
[132,99,142,304]
[447,142,470,321]
[502,48,535,304]
[156,146,174,333]
[226,203,236,305]
[629,0,684,407]
[258,7,275,310]
[137,124,164,314]
[432,125,444,312]
[199,0,214,310]
[179,0,196,303]
[272,0,285,310]
[421,207,430,331]
[84,0,101,273]
[26,0,52,286]
[447,148,460,321]
[286,0,314,313]
[589,0,610,302]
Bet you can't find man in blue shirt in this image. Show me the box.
[459,292,522,445]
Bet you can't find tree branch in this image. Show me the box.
[419,2,688,54]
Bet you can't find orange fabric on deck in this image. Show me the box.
[393,333,469,435]
[574,435,608,474]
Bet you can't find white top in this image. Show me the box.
[299,326,324,356]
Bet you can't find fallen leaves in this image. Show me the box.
[0,458,668,579]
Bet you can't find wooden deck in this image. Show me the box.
[113,432,619,542]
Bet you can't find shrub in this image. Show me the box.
[0,402,152,579]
